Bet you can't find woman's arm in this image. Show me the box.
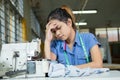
[44,40,56,60]
[76,45,103,68]
[44,21,57,60]
[44,40,51,59]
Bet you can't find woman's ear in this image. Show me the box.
[67,18,72,27]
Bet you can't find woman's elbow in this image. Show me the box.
[96,61,103,68]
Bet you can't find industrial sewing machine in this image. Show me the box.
[0,39,49,78]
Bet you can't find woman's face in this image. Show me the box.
[49,19,72,40]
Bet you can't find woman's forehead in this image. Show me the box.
[49,20,65,25]
[49,19,61,23]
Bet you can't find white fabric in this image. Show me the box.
[48,62,109,77]
[48,62,66,77]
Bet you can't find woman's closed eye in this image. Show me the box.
[51,26,61,33]
[51,28,56,33]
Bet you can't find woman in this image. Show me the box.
[44,7,103,68]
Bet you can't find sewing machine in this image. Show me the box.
[0,39,49,78]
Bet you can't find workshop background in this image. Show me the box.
[0,0,120,65]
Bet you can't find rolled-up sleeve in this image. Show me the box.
[85,33,101,50]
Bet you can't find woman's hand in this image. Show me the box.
[45,21,56,42]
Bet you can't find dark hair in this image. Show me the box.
[61,5,76,24]
[47,8,76,30]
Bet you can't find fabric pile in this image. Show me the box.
[48,62,109,77]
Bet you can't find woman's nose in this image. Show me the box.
[56,30,61,37]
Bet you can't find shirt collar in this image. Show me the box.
[74,30,81,46]
[61,40,65,50]
[61,30,81,50]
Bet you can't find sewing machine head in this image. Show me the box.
[0,38,43,77]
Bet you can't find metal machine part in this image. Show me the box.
[27,61,36,74]
[26,59,50,77]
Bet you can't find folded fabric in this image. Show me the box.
[48,62,66,77]
[65,65,82,77]
[48,62,109,77]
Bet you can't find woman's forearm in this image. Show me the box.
[76,61,103,69]
[44,40,51,59]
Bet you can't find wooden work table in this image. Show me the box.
[103,63,120,70]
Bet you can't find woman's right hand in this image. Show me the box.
[45,22,56,42]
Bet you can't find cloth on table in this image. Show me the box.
[48,62,109,77]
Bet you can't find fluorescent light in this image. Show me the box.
[75,22,87,26]
[73,10,97,14]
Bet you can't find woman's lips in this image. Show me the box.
[57,35,63,39]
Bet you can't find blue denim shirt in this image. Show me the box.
[50,31,100,65]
